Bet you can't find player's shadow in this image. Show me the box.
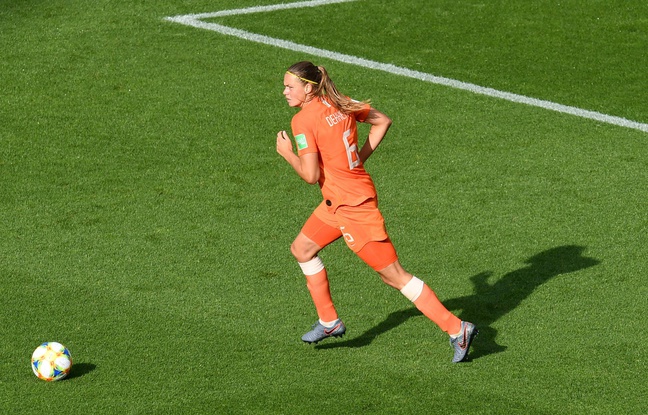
[316,307,422,350]
[316,245,599,356]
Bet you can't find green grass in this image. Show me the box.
[1,0,646,413]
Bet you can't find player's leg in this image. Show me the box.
[357,239,477,362]
[292,204,346,343]
[355,240,460,333]
[377,257,461,333]
[291,231,338,324]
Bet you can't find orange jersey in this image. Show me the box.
[291,97,375,211]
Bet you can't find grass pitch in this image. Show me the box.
[1,0,646,414]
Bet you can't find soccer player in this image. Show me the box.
[276,61,477,363]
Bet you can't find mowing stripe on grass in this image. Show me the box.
[165,0,648,133]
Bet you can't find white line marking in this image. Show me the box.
[165,0,648,133]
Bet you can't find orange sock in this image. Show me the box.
[305,270,338,323]
[414,284,462,335]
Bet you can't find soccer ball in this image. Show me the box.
[31,342,72,381]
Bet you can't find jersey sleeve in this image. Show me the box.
[354,103,371,123]
[291,113,319,156]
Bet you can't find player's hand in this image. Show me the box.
[276,130,294,156]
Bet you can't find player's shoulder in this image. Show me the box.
[293,99,330,125]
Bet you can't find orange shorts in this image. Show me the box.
[301,198,398,271]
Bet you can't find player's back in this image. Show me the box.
[297,97,376,209]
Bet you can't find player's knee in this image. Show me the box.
[289,240,301,260]
[379,273,402,289]
[377,265,412,290]
[290,239,313,263]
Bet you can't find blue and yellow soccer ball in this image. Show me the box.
[31,342,72,381]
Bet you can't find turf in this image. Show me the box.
[1,0,646,414]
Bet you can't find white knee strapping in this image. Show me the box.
[298,256,325,276]
[400,276,424,302]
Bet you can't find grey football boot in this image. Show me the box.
[450,321,478,363]
[301,320,346,344]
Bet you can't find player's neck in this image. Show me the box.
[300,95,318,109]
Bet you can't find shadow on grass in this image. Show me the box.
[316,245,599,357]
[316,307,422,350]
[65,362,97,380]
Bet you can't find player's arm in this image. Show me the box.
[358,108,392,163]
[276,130,320,184]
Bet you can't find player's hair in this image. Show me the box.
[286,61,369,114]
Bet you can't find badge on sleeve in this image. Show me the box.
[295,134,308,150]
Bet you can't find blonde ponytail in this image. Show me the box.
[286,61,369,114]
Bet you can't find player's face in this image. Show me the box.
[283,73,309,108]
